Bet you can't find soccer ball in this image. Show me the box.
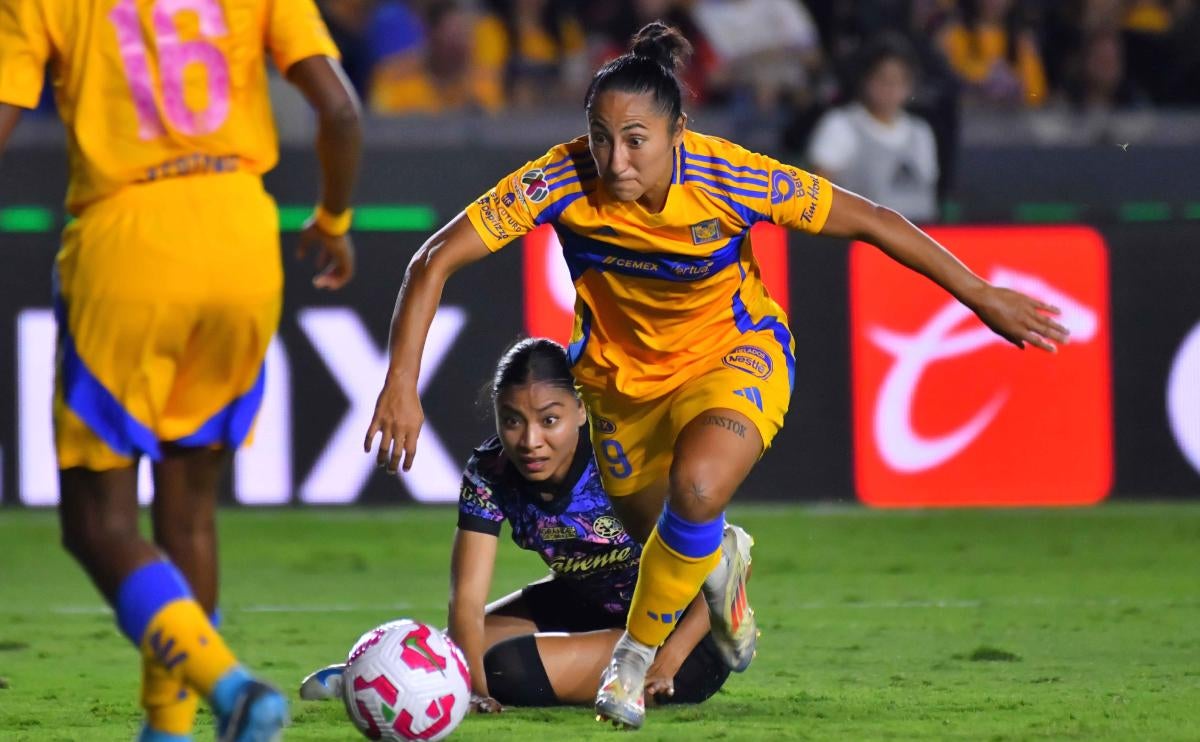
[342,620,471,741]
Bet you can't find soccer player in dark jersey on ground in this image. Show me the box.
[362,21,1069,729]
[299,339,728,709]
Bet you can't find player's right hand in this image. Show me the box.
[364,379,424,474]
[469,694,502,714]
[296,222,356,290]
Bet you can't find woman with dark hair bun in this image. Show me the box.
[300,338,729,712]
[365,21,1069,729]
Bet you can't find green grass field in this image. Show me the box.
[1,504,1198,741]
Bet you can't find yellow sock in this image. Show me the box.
[627,526,721,647]
[140,599,238,697]
[141,655,199,735]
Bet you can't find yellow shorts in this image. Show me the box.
[579,329,793,497]
[54,173,282,471]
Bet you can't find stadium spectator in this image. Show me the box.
[369,1,505,115]
[690,0,827,148]
[476,0,589,109]
[362,19,1069,730]
[806,33,940,223]
[939,0,1048,107]
[298,339,729,710]
[0,0,361,740]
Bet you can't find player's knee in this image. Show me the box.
[483,635,558,707]
[667,458,728,523]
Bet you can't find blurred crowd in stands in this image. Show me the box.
[322,0,1200,118]
[314,0,1198,219]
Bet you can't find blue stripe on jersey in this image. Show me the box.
[694,187,771,227]
[172,364,266,448]
[534,190,588,226]
[558,227,743,283]
[671,146,680,185]
[550,176,580,191]
[731,266,796,391]
[53,295,162,460]
[567,301,592,366]
[546,158,597,184]
[682,172,768,199]
[684,152,769,177]
[682,162,769,188]
[541,154,573,177]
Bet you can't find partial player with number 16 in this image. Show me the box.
[0,0,362,739]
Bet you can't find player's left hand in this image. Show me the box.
[644,653,681,704]
[297,222,356,290]
[969,284,1070,353]
[469,693,502,713]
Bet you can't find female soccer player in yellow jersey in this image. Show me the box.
[0,0,361,739]
[363,22,1070,729]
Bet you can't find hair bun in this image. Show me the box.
[630,21,692,74]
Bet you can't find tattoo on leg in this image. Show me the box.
[690,481,707,506]
[702,415,747,438]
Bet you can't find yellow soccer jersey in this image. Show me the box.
[465,129,834,401]
[0,0,338,214]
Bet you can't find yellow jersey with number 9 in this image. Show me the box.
[465,129,834,402]
[0,0,338,214]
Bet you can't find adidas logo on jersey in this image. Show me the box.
[733,387,764,411]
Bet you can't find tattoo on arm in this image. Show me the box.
[702,415,747,438]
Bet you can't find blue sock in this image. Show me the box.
[656,507,725,558]
[115,561,192,646]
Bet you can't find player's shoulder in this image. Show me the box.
[513,135,597,210]
[465,435,508,486]
[679,130,774,205]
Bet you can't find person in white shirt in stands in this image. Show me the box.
[807,33,940,224]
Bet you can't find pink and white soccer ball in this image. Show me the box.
[342,620,471,741]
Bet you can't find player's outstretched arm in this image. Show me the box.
[447,528,503,712]
[286,55,361,289]
[364,214,492,473]
[820,184,1069,352]
[0,103,23,158]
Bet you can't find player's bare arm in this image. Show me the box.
[447,528,503,712]
[287,55,362,290]
[364,214,491,473]
[645,593,710,699]
[821,184,1070,352]
[0,103,23,157]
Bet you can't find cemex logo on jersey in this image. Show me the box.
[850,226,1113,507]
[522,223,791,344]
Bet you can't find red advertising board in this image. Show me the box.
[523,222,790,344]
[850,226,1113,507]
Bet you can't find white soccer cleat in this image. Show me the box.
[594,654,647,729]
[703,524,758,672]
[298,663,345,701]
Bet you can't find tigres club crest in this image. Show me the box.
[722,345,773,380]
[690,218,721,245]
[521,169,549,202]
[592,515,625,540]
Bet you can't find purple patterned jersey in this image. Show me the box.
[457,430,639,616]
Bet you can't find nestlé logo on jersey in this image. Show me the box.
[521,169,549,202]
[723,345,773,380]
